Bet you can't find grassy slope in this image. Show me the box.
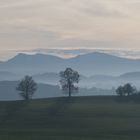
[0,96,140,140]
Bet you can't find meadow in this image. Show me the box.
[0,96,140,140]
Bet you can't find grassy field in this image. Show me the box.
[0,96,140,140]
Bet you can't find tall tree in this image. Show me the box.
[60,68,80,97]
[16,76,37,100]
[116,86,124,97]
[123,83,135,96]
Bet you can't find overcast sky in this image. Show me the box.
[0,0,140,58]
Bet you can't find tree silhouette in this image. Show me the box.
[16,76,37,100]
[116,86,124,97]
[116,83,136,97]
[60,68,80,97]
[123,83,135,96]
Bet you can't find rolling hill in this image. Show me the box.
[120,72,140,80]
[0,96,140,140]
[32,72,140,89]
[0,80,115,100]
[0,81,62,100]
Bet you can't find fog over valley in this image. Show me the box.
[0,52,140,100]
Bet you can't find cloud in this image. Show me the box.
[0,0,140,51]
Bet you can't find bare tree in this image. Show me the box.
[60,68,80,97]
[16,76,37,100]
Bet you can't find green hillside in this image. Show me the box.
[0,96,140,140]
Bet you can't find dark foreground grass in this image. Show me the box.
[0,96,140,140]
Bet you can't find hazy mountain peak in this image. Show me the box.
[15,53,27,57]
[120,72,140,79]
[76,52,117,58]
[73,52,123,62]
[1,52,140,76]
[7,53,64,62]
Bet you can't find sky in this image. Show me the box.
[0,0,140,60]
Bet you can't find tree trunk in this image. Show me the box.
[68,82,71,97]
[69,86,71,97]
[25,91,29,100]
[128,92,130,96]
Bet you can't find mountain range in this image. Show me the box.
[0,52,140,89]
[1,52,140,76]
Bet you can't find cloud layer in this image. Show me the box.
[0,0,140,51]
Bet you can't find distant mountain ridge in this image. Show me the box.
[1,52,140,76]
[120,72,140,79]
[1,70,140,89]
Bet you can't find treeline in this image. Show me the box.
[116,83,140,102]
